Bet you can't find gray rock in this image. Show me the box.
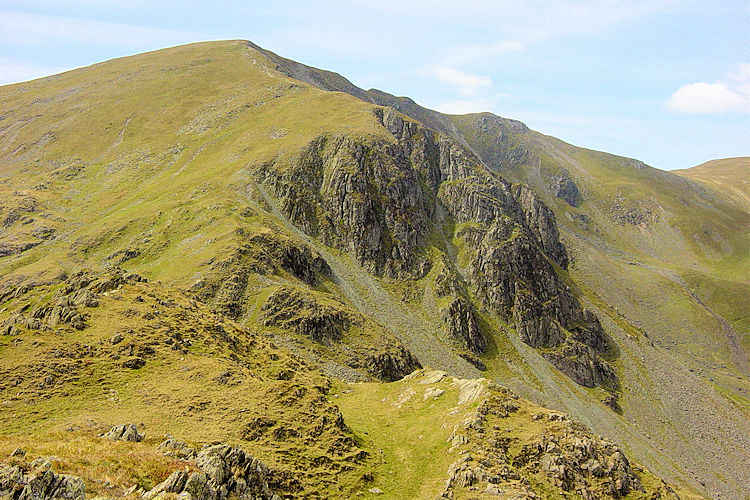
[0,465,23,497]
[182,472,214,500]
[1,466,85,500]
[442,297,485,354]
[143,470,188,499]
[144,442,275,500]
[195,444,274,499]
[103,424,144,442]
[122,357,146,369]
[549,168,581,207]
[364,346,421,382]
[156,437,196,460]
[29,456,59,471]
[261,286,347,345]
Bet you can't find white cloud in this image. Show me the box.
[667,64,750,114]
[443,40,525,65]
[342,0,679,38]
[433,97,496,115]
[423,66,492,96]
[0,10,206,49]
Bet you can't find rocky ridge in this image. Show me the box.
[252,106,617,391]
[419,371,679,499]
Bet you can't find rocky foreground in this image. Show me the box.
[1,370,686,499]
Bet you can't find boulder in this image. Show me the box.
[0,464,85,500]
[157,437,197,460]
[142,443,276,500]
[143,470,188,499]
[103,424,144,442]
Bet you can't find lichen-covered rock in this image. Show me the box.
[364,346,421,382]
[102,423,144,442]
[0,465,23,497]
[144,444,276,500]
[261,287,348,345]
[0,464,85,500]
[143,470,188,499]
[179,471,213,499]
[157,437,197,460]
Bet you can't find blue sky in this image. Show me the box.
[1,1,747,170]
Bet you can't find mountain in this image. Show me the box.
[0,40,746,499]
[673,157,750,210]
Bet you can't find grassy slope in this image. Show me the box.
[673,157,750,210]
[450,114,750,498]
[0,274,695,498]
[0,41,743,498]
[0,40,385,287]
[0,276,372,498]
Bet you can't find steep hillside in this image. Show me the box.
[0,270,371,498]
[238,42,750,498]
[0,270,693,498]
[449,115,749,380]
[0,40,747,498]
[673,157,750,210]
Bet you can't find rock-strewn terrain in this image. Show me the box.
[254,107,616,392]
[0,40,746,498]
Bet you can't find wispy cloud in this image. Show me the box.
[0,10,206,49]
[432,97,498,115]
[442,40,525,65]
[667,63,750,114]
[421,66,492,96]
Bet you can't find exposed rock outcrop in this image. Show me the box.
[261,287,348,345]
[550,168,581,207]
[442,298,485,354]
[0,270,144,334]
[144,444,278,500]
[102,423,144,442]
[254,107,615,389]
[157,437,197,460]
[441,176,616,388]
[441,384,678,499]
[434,256,486,355]
[196,232,330,318]
[262,285,420,381]
[363,346,421,382]
[0,464,85,499]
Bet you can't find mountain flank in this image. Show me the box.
[673,157,750,210]
[0,40,747,498]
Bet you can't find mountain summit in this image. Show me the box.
[0,40,747,499]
